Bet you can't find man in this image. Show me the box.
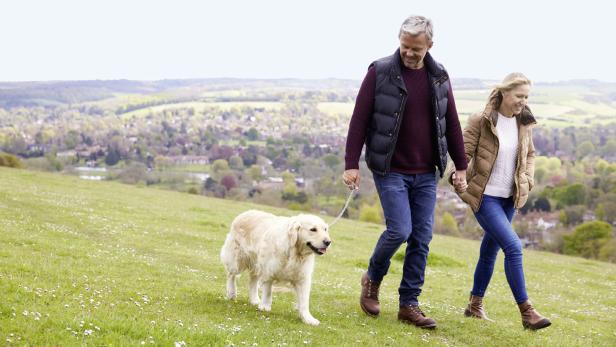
[342,15,467,329]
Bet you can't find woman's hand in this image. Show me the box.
[453,170,468,193]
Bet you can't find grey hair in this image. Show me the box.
[399,15,433,42]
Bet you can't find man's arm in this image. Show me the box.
[343,66,376,189]
[444,81,468,189]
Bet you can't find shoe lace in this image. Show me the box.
[409,305,426,317]
[366,280,380,300]
[472,301,484,311]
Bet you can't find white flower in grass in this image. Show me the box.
[84,329,93,336]
[174,341,186,347]
[22,310,28,316]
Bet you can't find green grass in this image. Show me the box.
[120,101,284,118]
[165,164,211,173]
[1,167,615,346]
[317,102,355,116]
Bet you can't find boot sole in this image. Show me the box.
[523,320,552,330]
[398,318,437,329]
[464,309,494,321]
[360,302,379,317]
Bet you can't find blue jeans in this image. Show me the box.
[472,195,528,304]
[368,172,437,307]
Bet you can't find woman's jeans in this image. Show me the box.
[368,172,437,307]
[472,195,528,304]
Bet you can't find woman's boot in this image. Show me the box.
[518,300,551,330]
[464,294,493,321]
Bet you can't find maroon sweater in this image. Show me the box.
[345,65,467,173]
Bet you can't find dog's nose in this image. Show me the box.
[323,240,331,247]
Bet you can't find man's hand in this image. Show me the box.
[342,169,360,190]
[453,169,467,193]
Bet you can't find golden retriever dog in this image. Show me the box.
[220,210,331,325]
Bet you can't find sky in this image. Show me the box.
[2,0,615,83]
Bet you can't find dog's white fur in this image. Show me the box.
[220,210,331,325]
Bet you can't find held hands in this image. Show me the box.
[342,169,360,190]
[452,170,467,193]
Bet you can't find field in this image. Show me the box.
[318,86,616,128]
[119,101,285,118]
[1,167,615,346]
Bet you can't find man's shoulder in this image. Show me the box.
[369,53,397,72]
[424,53,448,78]
[432,59,447,73]
[373,54,395,65]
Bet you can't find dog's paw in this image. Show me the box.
[226,292,237,300]
[301,315,320,326]
[249,299,260,306]
[258,304,271,312]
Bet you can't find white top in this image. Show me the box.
[484,113,519,198]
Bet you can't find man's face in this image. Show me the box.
[399,32,432,69]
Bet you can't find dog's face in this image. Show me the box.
[290,214,331,255]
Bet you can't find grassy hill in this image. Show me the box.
[1,167,615,346]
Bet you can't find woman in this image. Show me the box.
[450,72,551,330]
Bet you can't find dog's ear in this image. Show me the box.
[288,219,300,246]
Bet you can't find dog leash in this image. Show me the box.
[329,186,358,227]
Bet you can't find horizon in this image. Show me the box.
[2,76,616,85]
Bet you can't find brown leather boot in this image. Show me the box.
[464,294,493,321]
[398,305,437,329]
[360,271,380,316]
[518,300,551,330]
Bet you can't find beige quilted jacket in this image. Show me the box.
[449,104,537,212]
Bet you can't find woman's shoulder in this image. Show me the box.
[467,111,486,128]
[468,111,483,121]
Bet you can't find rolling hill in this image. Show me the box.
[0,167,615,346]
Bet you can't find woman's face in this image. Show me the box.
[501,84,531,116]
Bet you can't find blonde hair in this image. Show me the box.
[488,72,532,109]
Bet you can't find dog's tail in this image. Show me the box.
[220,222,236,269]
